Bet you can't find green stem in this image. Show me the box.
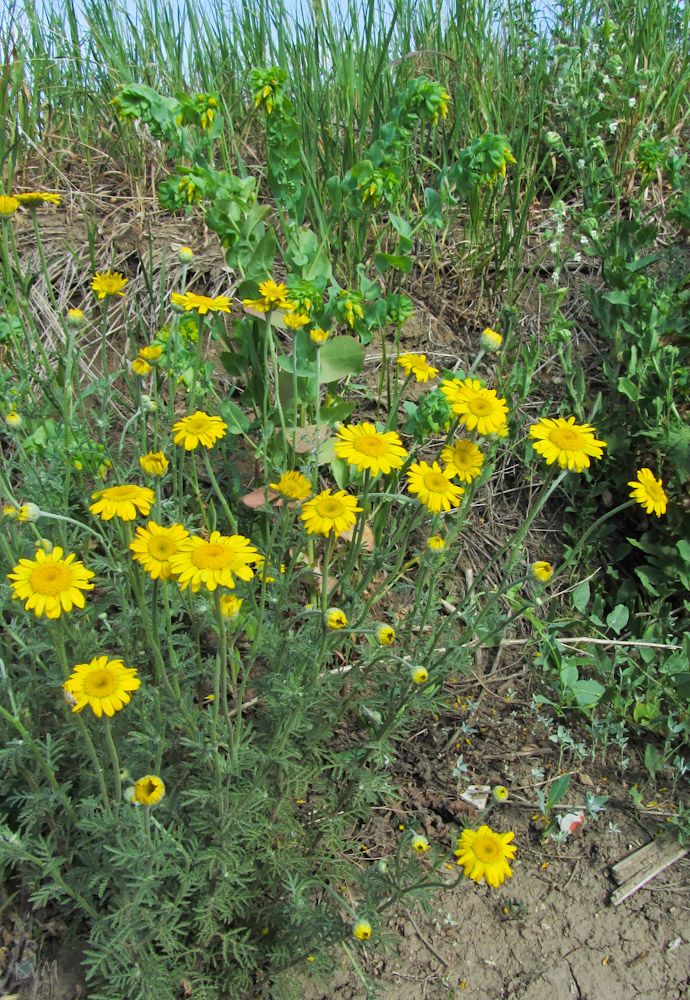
[202,451,237,532]
[74,714,112,817]
[103,715,122,813]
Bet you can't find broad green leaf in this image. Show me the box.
[220,399,249,434]
[572,579,590,614]
[546,773,571,810]
[606,604,629,634]
[617,377,638,401]
[374,252,413,274]
[319,335,365,382]
[644,743,662,780]
[571,679,605,708]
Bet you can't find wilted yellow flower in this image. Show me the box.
[139,451,169,476]
[410,665,428,684]
[531,561,553,582]
[15,191,61,206]
[353,921,371,941]
[132,359,152,376]
[219,594,243,620]
[327,608,348,630]
[269,470,312,501]
[377,624,395,646]
[134,774,166,805]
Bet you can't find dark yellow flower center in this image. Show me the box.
[643,480,664,500]
[316,498,345,518]
[424,472,452,493]
[192,543,234,569]
[549,427,583,450]
[149,537,177,560]
[139,779,158,798]
[473,834,501,863]
[467,395,494,416]
[453,446,476,470]
[83,669,118,697]
[187,416,211,434]
[105,486,140,500]
[354,434,389,457]
[30,564,73,596]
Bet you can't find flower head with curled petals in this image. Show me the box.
[89,485,154,522]
[628,468,667,517]
[269,470,312,501]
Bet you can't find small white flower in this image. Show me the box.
[603,74,610,85]
[552,269,561,286]
[576,158,585,170]
[608,120,618,134]
[591,230,599,240]
[580,235,589,245]
[628,97,636,108]
[555,221,565,236]
[572,252,582,262]
[549,241,559,254]
[597,91,605,102]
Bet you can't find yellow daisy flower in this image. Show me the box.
[0,195,19,218]
[529,416,607,473]
[454,825,516,887]
[169,531,259,592]
[139,345,162,361]
[300,489,362,537]
[139,451,169,476]
[171,291,188,311]
[5,411,22,429]
[63,657,140,717]
[411,834,429,853]
[440,438,484,483]
[480,327,502,352]
[172,411,227,450]
[134,774,166,806]
[269,470,312,501]
[176,291,231,315]
[129,522,191,581]
[397,353,439,383]
[493,786,509,802]
[440,378,509,436]
[377,624,395,646]
[15,191,61,206]
[334,423,408,477]
[353,921,371,941]
[219,594,243,620]
[3,502,41,522]
[91,271,128,299]
[628,468,668,517]
[131,358,152,376]
[89,485,155,521]
[327,608,348,630]
[410,665,428,684]
[7,546,95,618]
[531,561,553,582]
[407,461,465,514]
